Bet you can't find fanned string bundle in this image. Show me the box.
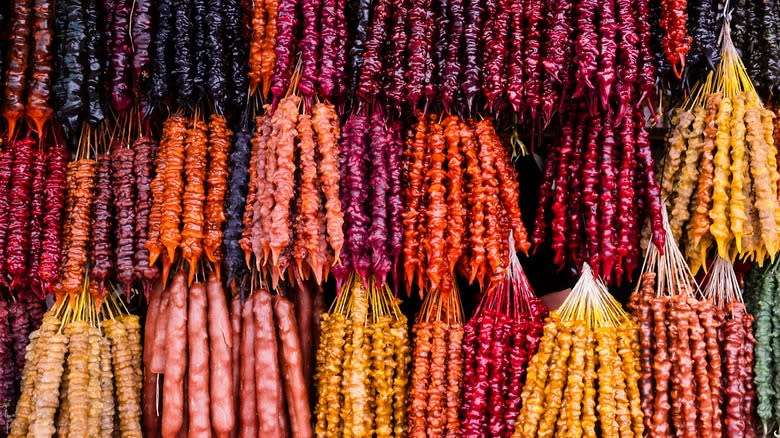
[699,255,757,437]
[460,237,547,437]
[312,275,410,437]
[702,256,744,308]
[744,258,780,435]
[407,284,464,437]
[632,207,729,438]
[659,16,780,273]
[513,263,642,438]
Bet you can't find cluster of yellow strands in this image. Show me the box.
[9,278,143,438]
[513,264,642,438]
[660,18,780,274]
[314,276,410,438]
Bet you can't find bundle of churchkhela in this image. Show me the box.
[522,0,668,285]
[223,123,255,286]
[727,0,780,97]
[53,128,159,300]
[407,284,464,437]
[313,275,410,437]
[459,239,547,437]
[660,18,780,273]
[8,282,143,438]
[142,270,237,438]
[148,0,247,113]
[402,114,530,294]
[2,0,55,137]
[334,103,403,287]
[513,263,642,437]
[263,0,346,105]
[230,277,323,438]
[144,112,233,285]
[631,208,741,438]
[745,258,780,435]
[699,256,757,437]
[0,133,67,296]
[530,104,665,285]
[240,96,346,287]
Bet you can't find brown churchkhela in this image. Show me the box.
[230,293,242,438]
[142,280,164,438]
[275,294,313,438]
[187,282,212,437]
[253,288,285,436]
[207,273,236,438]
[142,267,321,438]
[162,272,188,438]
[239,295,258,438]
